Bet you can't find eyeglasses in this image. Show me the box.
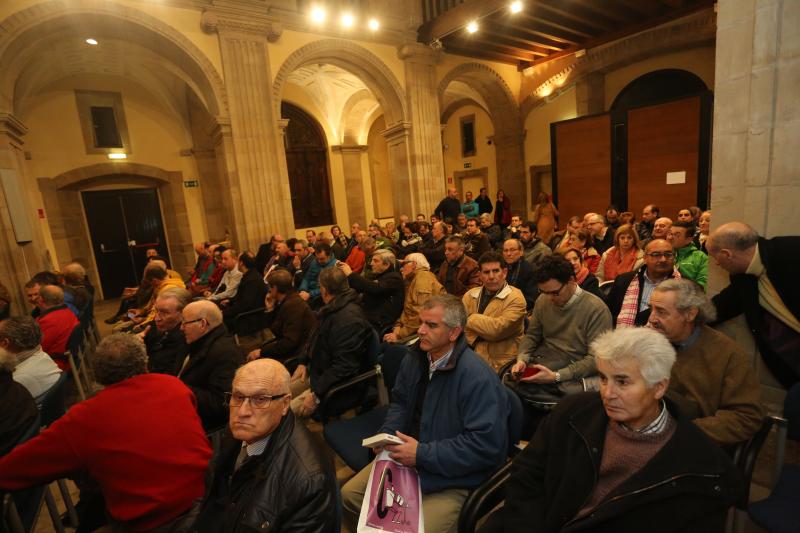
[539,282,566,296]
[224,392,288,409]
[646,251,675,259]
[182,318,206,327]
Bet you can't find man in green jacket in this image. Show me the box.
[670,221,708,289]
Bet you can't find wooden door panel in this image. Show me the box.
[553,114,612,222]
[627,96,701,220]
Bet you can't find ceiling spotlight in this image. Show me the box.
[368,18,380,31]
[466,21,479,34]
[510,1,523,14]
[107,153,127,160]
[341,13,355,28]
[310,6,326,24]
[85,38,98,45]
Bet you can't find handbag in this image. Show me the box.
[505,348,600,411]
[357,450,425,533]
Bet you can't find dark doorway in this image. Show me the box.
[281,101,334,228]
[82,188,169,299]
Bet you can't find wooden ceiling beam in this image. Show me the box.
[566,0,635,25]
[447,35,539,61]
[533,1,616,32]
[479,27,559,56]
[443,43,532,65]
[418,0,512,43]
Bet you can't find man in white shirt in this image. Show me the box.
[0,316,61,405]
[205,248,242,305]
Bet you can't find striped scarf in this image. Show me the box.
[616,267,681,328]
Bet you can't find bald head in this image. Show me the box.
[707,221,759,274]
[39,284,64,309]
[653,217,673,239]
[234,359,291,396]
[184,300,222,328]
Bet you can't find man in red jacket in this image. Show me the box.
[0,333,212,532]
[34,284,78,370]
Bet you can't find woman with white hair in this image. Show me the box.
[383,253,446,342]
[497,326,742,532]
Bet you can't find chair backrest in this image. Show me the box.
[66,323,84,358]
[40,373,69,427]
[14,414,41,448]
[365,328,381,368]
[505,385,523,456]
[457,461,512,533]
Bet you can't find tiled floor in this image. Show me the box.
[27,298,773,532]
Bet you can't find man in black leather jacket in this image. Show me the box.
[194,359,337,532]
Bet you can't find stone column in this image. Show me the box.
[576,72,605,116]
[399,43,446,218]
[711,0,800,402]
[332,144,368,226]
[0,113,46,313]
[202,12,294,251]
[381,122,414,217]
[494,131,528,213]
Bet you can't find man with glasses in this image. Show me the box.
[195,358,337,532]
[140,287,191,375]
[511,254,611,395]
[179,300,243,431]
[585,213,615,255]
[606,239,681,328]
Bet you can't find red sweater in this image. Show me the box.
[36,306,78,370]
[0,373,212,531]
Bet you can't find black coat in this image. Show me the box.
[180,326,244,432]
[195,412,337,533]
[144,323,188,375]
[497,394,742,533]
[506,258,538,311]
[605,266,678,326]
[435,196,461,223]
[348,268,405,333]
[223,269,266,327]
[712,236,800,387]
[420,236,446,272]
[259,292,316,361]
[476,195,493,215]
[301,290,373,415]
[0,372,37,456]
[580,273,604,301]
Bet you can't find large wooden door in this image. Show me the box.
[627,96,703,219]
[82,188,169,298]
[551,114,612,222]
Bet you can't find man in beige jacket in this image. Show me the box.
[384,253,446,342]
[463,251,526,370]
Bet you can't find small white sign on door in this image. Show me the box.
[666,171,686,185]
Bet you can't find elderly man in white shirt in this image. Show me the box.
[1,316,62,405]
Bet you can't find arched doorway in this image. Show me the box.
[611,69,708,110]
[281,102,335,228]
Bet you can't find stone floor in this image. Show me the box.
[28,298,780,532]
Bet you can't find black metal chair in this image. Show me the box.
[64,323,87,400]
[457,461,512,533]
[232,306,267,345]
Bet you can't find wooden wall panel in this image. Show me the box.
[627,96,701,220]
[553,114,612,223]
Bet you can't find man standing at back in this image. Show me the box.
[341,295,510,533]
[708,221,800,388]
[475,187,493,216]
[435,187,462,224]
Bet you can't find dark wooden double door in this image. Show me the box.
[82,188,169,299]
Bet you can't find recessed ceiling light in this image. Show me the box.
[466,21,479,34]
[368,18,380,31]
[85,38,98,45]
[310,6,326,24]
[341,13,355,28]
[108,153,127,160]
[510,1,523,14]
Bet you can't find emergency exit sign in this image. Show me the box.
[183,180,199,188]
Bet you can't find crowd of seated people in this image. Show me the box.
[2,191,794,533]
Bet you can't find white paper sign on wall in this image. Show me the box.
[666,171,686,185]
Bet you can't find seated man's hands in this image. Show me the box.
[247,349,261,362]
[521,364,557,384]
[202,290,212,298]
[292,364,308,383]
[510,360,526,379]
[386,431,418,467]
[383,331,399,343]
[219,299,230,308]
[299,291,310,301]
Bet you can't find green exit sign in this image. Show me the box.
[463,162,472,169]
[183,180,199,188]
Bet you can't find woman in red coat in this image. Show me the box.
[494,189,512,226]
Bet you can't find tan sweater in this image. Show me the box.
[668,326,764,445]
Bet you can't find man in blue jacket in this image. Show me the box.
[341,295,510,532]
[298,242,337,308]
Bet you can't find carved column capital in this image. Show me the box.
[0,113,28,147]
[276,118,290,135]
[332,144,368,153]
[201,10,282,42]
[381,121,412,143]
[397,42,440,64]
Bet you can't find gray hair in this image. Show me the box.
[373,249,396,267]
[62,262,87,284]
[156,287,191,312]
[479,213,492,223]
[319,266,349,297]
[184,300,223,328]
[422,295,467,329]
[403,252,429,270]
[0,317,42,351]
[93,334,148,385]
[653,279,717,324]
[592,327,676,388]
[445,235,465,248]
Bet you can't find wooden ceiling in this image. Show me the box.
[417,0,715,69]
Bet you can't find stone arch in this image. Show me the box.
[339,89,380,145]
[272,39,407,127]
[40,162,195,297]
[0,0,228,118]
[438,62,526,211]
[440,98,488,126]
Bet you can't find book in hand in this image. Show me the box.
[362,433,403,448]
